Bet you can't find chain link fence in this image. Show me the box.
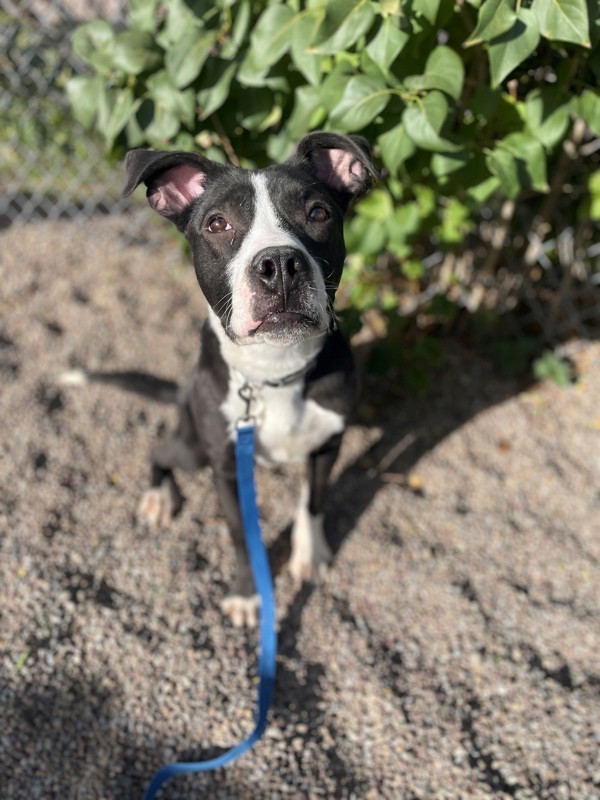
[0,0,133,228]
[2,0,599,349]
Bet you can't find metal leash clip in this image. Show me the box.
[237,382,256,426]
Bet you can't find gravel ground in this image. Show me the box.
[1,216,599,800]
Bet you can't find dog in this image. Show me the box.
[66,132,377,627]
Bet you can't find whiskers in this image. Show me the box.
[212,291,234,329]
[304,280,338,330]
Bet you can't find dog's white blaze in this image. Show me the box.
[227,172,328,338]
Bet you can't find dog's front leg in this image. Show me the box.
[288,434,342,587]
[213,469,259,627]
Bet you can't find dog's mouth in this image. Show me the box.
[237,309,324,346]
[253,311,319,334]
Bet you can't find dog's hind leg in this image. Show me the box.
[138,404,207,529]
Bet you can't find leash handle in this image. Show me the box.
[143,424,276,799]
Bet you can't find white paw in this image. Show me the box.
[288,503,332,588]
[137,486,174,529]
[221,595,260,628]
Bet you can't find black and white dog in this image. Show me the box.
[73,133,377,626]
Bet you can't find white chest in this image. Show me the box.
[221,379,345,465]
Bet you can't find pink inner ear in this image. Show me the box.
[313,148,366,193]
[147,164,206,216]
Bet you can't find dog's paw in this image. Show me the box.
[288,512,332,588]
[221,595,260,628]
[288,541,332,588]
[137,486,174,529]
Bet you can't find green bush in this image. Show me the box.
[67,0,599,382]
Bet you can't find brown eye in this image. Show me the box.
[207,215,232,233]
[308,205,329,223]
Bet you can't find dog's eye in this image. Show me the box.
[307,205,329,223]
[207,215,232,233]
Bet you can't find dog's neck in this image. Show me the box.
[207,308,325,386]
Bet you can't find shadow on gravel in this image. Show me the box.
[325,344,531,557]
[274,583,370,796]
[3,672,144,798]
[2,671,301,799]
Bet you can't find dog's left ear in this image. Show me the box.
[291,132,379,212]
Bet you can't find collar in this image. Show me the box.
[236,357,318,424]
[260,357,318,388]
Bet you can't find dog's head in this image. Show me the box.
[123,132,377,347]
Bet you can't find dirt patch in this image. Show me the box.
[1,217,599,799]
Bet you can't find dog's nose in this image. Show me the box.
[251,247,310,295]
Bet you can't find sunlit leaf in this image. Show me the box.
[330,75,392,132]
[365,16,409,74]
[402,91,461,152]
[465,0,517,45]
[532,0,591,46]
[378,123,417,173]
[488,8,540,87]
[312,0,376,54]
[404,45,465,100]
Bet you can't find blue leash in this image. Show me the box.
[143,422,277,799]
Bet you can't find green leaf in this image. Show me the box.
[290,9,326,85]
[402,260,425,279]
[97,87,137,145]
[412,0,442,25]
[402,91,461,152]
[312,0,376,54]
[404,45,465,100]
[437,197,472,243]
[71,21,115,72]
[346,215,388,256]
[577,89,600,136]
[365,16,409,74]
[237,90,278,132]
[356,189,395,220]
[142,70,196,143]
[533,351,575,386]
[66,75,104,128]
[532,0,591,46]
[466,174,501,203]
[112,31,162,76]
[286,86,325,137]
[220,0,252,59]
[431,151,470,177]
[378,123,417,173]
[388,202,422,248]
[330,75,392,132]
[155,0,203,48]
[485,132,548,197]
[488,8,540,87]
[165,30,217,88]
[414,184,436,215]
[197,61,237,120]
[248,5,297,70]
[589,170,600,220]
[465,0,517,45]
[523,87,570,149]
[318,62,356,110]
[148,70,196,124]
[129,0,160,32]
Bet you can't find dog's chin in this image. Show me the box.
[234,312,326,347]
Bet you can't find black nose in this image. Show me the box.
[251,247,310,295]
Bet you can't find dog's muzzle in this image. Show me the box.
[246,246,325,340]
